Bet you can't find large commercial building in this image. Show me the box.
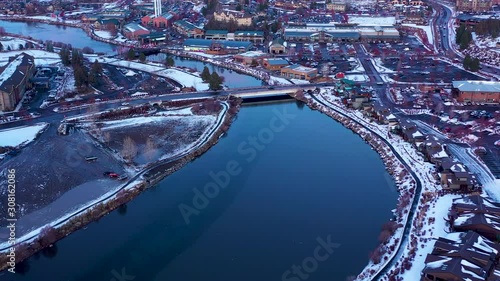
[283,21,400,43]
[456,0,493,12]
[281,64,318,81]
[452,81,500,104]
[0,53,35,111]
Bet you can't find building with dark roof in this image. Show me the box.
[421,231,500,281]
[204,30,228,40]
[183,39,252,54]
[173,20,204,38]
[0,53,35,111]
[262,58,289,71]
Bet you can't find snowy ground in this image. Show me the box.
[402,23,434,45]
[0,50,60,67]
[93,57,209,91]
[472,32,500,49]
[0,36,34,51]
[290,78,310,84]
[398,194,460,280]
[348,57,366,73]
[345,74,369,82]
[269,76,292,85]
[0,123,48,147]
[94,30,115,39]
[0,102,229,251]
[371,58,396,73]
[349,16,396,26]
[25,15,80,24]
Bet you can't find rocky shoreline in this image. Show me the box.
[0,96,242,272]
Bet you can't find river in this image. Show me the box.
[0,19,263,88]
[1,101,397,281]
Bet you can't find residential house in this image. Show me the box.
[438,158,477,191]
[0,53,35,111]
[451,212,500,241]
[422,135,448,164]
[421,231,500,281]
[452,195,500,216]
[268,38,287,54]
[370,102,390,124]
[123,23,150,40]
[262,58,289,71]
[386,113,399,129]
[400,119,425,146]
[280,64,318,81]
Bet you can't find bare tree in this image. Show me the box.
[121,136,137,162]
[144,137,157,162]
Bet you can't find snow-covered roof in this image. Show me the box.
[452,81,500,93]
[124,23,149,33]
[0,52,34,93]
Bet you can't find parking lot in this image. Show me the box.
[383,57,484,83]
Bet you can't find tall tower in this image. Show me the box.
[154,0,162,17]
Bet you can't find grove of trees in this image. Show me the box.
[463,54,480,72]
[200,66,224,91]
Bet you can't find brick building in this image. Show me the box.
[452,81,500,104]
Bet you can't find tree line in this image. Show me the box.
[59,45,103,89]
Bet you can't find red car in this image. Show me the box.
[108,173,119,178]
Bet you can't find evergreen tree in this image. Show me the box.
[201,66,211,82]
[469,57,480,72]
[7,45,11,51]
[127,49,136,60]
[209,71,223,91]
[59,47,70,66]
[0,42,3,51]
[455,25,465,45]
[73,65,88,88]
[71,48,83,66]
[165,56,175,67]
[46,40,54,52]
[139,53,146,62]
[91,60,103,74]
[18,44,24,50]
